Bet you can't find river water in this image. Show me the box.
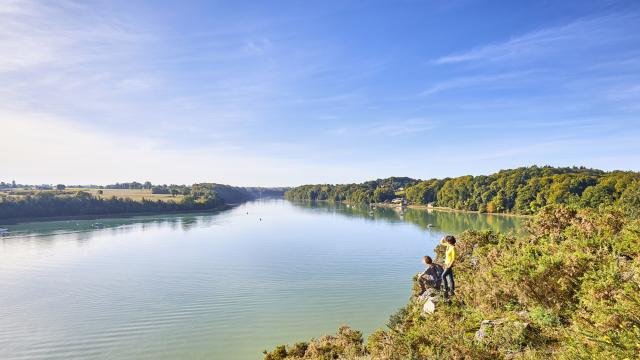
[0,199,522,359]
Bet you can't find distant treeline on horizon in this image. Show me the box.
[0,180,288,193]
[0,183,287,221]
[285,166,640,215]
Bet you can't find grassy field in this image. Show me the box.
[70,188,184,202]
[0,188,184,202]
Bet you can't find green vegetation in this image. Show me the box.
[0,183,286,220]
[285,166,640,214]
[285,177,419,203]
[263,204,640,359]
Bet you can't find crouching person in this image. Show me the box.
[418,255,443,295]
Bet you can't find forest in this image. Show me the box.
[0,183,286,220]
[285,166,640,214]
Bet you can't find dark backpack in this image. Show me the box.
[433,264,444,289]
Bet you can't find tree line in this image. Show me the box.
[285,166,640,214]
[0,183,287,220]
[285,177,419,204]
[0,191,225,220]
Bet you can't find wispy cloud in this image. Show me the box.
[421,11,640,121]
[419,71,536,96]
[367,119,438,136]
[0,1,146,73]
[326,119,438,138]
[433,13,639,64]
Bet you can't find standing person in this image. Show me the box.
[440,235,457,297]
[418,255,443,295]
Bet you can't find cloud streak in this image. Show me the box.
[433,13,640,64]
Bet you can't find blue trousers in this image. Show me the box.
[442,267,455,295]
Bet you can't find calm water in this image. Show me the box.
[0,200,522,359]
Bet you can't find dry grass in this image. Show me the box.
[70,188,184,202]
[0,188,183,202]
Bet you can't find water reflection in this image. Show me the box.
[1,202,523,242]
[0,211,225,240]
[289,201,524,235]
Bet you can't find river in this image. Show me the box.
[0,199,522,359]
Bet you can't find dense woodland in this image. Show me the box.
[285,177,419,204]
[0,183,286,220]
[285,166,640,214]
[264,202,640,359]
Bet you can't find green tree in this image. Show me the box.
[373,187,395,202]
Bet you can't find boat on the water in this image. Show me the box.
[0,227,9,235]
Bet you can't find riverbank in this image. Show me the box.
[0,204,232,225]
[370,202,531,218]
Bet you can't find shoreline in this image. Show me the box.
[0,204,233,225]
[288,198,531,218]
[370,202,531,218]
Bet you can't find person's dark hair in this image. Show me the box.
[423,255,433,264]
[445,235,456,245]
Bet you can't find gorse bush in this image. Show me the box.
[264,205,640,359]
[264,325,367,360]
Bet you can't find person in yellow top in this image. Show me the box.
[440,235,457,297]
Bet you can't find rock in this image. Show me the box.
[475,318,531,351]
[422,296,440,314]
[475,319,506,342]
[417,288,437,302]
[470,256,479,267]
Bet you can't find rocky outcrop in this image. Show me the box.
[416,288,441,314]
[422,296,440,314]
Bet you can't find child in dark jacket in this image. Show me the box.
[418,255,443,295]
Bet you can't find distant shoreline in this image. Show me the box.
[0,205,233,225]
[369,202,531,218]
[290,199,530,218]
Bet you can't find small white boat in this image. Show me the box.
[427,224,433,228]
[0,228,9,235]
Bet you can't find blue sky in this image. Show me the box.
[2,0,639,186]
